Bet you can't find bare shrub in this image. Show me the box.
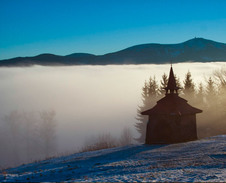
[81,133,117,152]
[81,127,134,152]
[119,127,133,146]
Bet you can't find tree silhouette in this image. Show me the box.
[183,71,195,100]
[159,73,168,96]
[206,77,215,97]
[205,77,218,108]
[196,82,205,108]
[135,76,159,143]
[21,111,39,161]
[147,76,159,99]
[39,110,57,158]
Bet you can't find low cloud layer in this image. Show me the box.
[0,62,225,168]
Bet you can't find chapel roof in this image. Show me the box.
[141,93,202,115]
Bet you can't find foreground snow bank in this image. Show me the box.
[1,135,225,182]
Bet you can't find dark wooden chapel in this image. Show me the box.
[141,66,202,144]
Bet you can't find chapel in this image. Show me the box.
[141,66,202,144]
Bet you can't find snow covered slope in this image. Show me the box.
[1,135,225,182]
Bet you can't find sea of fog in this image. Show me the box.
[0,62,225,153]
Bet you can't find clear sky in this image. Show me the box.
[1,0,226,59]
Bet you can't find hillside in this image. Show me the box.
[1,38,226,66]
[1,135,225,182]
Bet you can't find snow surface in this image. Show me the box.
[1,135,225,182]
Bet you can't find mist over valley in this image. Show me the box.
[0,62,226,168]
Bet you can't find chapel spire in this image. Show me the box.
[164,66,180,94]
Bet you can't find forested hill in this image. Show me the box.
[1,38,226,67]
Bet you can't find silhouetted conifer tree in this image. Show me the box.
[196,82,205,108]
[135,76,159,143]
[206,77,215,96]
[175,74,182,93]
[141,80,151,108]
[183,71,195,100]
[159,73,168,96]
[147,76,159,99]
[135,81,149,143]
[205,77,217,107]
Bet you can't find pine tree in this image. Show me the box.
[196,82,205,108]
[147,76,159,99]
[135,76,159,143]
[141,81,151,109]
[183,71,195,100]
[206,77,215,98]
[159,73,168,96]
[174,74,182,92]
[135,81,149,143]
[205,77,217,108]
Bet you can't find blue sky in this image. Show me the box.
[1,0,226,59]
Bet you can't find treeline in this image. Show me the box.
[0,110,57,169]
[136,67,226,142]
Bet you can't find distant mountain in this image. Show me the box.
[1,38,226,67]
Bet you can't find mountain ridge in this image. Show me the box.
[1,38,226,67]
